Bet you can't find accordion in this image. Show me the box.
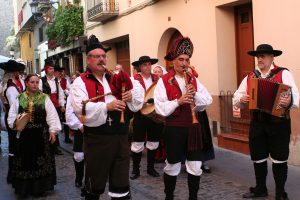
[249,78,291,117]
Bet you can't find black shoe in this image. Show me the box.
[75,181,82,188]
[201,164,211,173]
[243,187,268,198]
[65,139,73,143]
[130,171,140,180]
[147,168,160,177]
[55,149,63,155]
[81,187,87,197]
[276,192,289,200]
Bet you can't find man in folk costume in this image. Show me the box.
[154,36,212,200]
[71,35,144,200]
[233,44,299,200]
[54,65,72,143]
[130,56,164,180]
[0,60,25,184]
[39,59,65,155]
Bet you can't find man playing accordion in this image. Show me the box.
[233,44,299,200]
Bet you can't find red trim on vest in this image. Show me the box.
[161,70,198,126]
[50,93,59,108]
[80,70,105,102]
[134,73,159,90]
[60,78,67,90]
[246,65,284,94]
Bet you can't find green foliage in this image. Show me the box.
[46,4,84,47]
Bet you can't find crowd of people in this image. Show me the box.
[0,34,298,200]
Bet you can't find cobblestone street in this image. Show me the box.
[1,131,300,200]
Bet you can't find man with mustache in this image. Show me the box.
[233,44,299,200]
[70,35,144,200]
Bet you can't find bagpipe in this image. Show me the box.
[80,67,133,124]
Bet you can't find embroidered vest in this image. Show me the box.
[134,73,159,91]
[246,64,287,94]
[60,78,67,90]
[80,70,111,102]
[161,70,198,127]
[41,76,60,107]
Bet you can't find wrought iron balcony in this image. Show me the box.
[87,1,119,22]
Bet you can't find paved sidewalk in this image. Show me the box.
[1,131,300,199]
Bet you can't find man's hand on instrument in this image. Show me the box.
[240,95,250,103]
[279,93,291,108]
[107,100,126,111]
[186,84,195,95]
[178,93,194,105]
[122,90,132,102]
[49,132,56,144]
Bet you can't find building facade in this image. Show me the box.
[0,0,14,57]
[83,0,300,165]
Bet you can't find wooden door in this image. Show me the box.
[235,4,254,85]
[116,40,130,75]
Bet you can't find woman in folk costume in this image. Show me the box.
[154,36,213,200]
[0,60,25,184]
[7,74,61,198]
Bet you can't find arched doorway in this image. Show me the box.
[157,28,182,72]
[165,31,182,71]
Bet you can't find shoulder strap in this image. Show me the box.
[266,67,288,79]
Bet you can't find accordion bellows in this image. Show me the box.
[249,78,290,117]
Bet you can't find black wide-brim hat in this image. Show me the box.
[248,44,282,57]
[54,65,65,71]
[132,56,158,67]
[0,60,25,72]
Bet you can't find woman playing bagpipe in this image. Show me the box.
[7,74,61,198]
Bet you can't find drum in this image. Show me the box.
[140,83,164,123]
[15,112,31,132]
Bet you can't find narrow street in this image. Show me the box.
[1,131,300,200]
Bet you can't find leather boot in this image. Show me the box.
[130,152,142,180]
[243,161,268,198]
[273,162,289,200]
[7,155,13,184]
[147,149,159,177]
[64,124,72,143]
[164,173,177,200]
[85,192,100,200]
[188,173,200,200]
[74,158,84,187]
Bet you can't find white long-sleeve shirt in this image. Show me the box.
[66,92,82,130]
[39,76,66,107]
[70,74,145,127]
[154,75,213,117]
[5,78,25,107]
[8,95,62,134]
[233,65,299,109]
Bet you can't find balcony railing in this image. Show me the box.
[87,1,119,22]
